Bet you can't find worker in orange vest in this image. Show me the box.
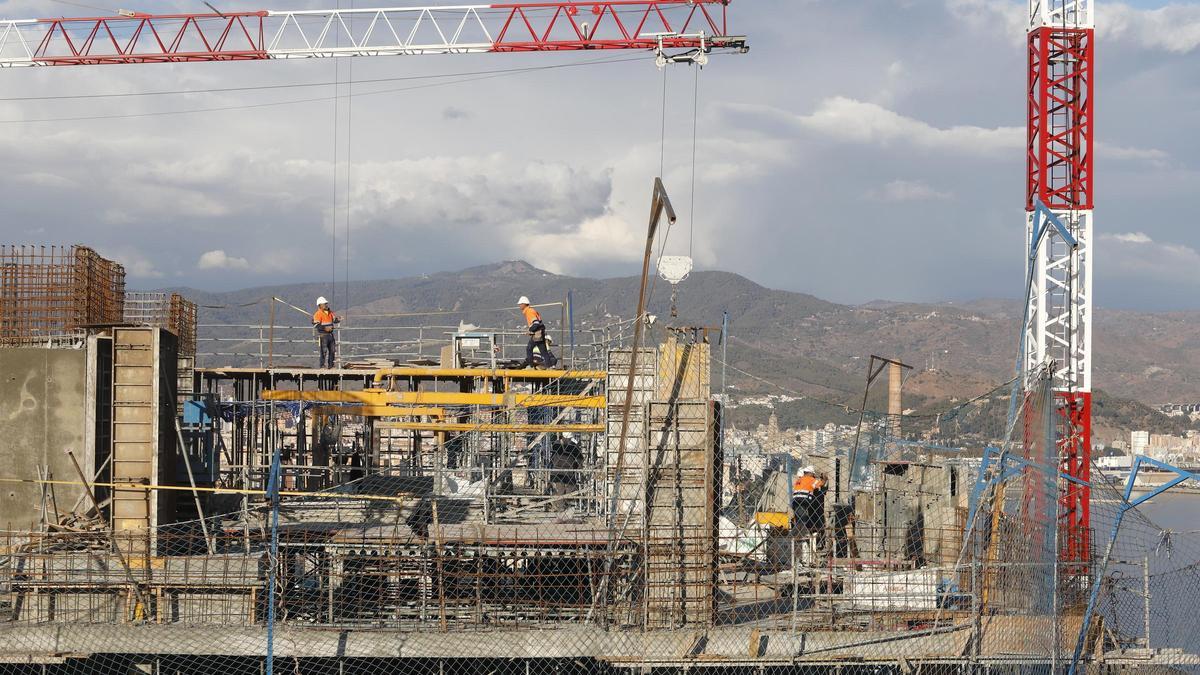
[518,296,557,368]
[312,296,341,369]
[791,465,828,533]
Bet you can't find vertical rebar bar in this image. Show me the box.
[1143,555,1151,649]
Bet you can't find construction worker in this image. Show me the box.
[791,465,828,534]
[312,296,341,369]
[518,296,557,368]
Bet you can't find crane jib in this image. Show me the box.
[0,1,743,67]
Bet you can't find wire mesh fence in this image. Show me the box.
[2,329,1200,674]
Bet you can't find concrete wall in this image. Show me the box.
[0,347,94,532]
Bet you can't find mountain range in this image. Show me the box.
[172,261,1200,444]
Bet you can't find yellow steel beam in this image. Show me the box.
[375,422,605,433]
[371,367,606,383]
[261,389,606,409]
[309,405,445,418]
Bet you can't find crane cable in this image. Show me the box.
[646,61,700,309]
[331,42,340,313]
[0,54,653,124]
[688,62,699,258]
[345,0,355,322]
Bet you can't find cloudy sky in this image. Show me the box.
[0,0,1198,310]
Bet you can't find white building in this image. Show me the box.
[1130,430,1150,457]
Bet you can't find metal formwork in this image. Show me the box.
[644,399,719,629]
[605,348,657,520]
[110,327,178,557]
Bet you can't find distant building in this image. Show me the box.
[766,412,781,446]
[1131,430,1149,457]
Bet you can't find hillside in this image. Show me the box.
[170,261,1199,440]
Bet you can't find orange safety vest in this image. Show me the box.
[313,308,338,331]
[522,305,542,326]
[793,474,825,496]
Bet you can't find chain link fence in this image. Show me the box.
[2,336,1199,674]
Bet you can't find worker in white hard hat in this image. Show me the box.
[791,463,829,543]
[312,296,341,369]
[518,296,556,368]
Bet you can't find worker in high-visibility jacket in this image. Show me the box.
[312,296,341,369]
[791,465,828,534]
[518,296,557,368]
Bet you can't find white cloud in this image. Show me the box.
[342,154,611,238]
[1096,141,1170,165]
[2,0,1199,308]
[1103,3,1200,54]
[944,0,1027,39]
[197,250,250,271]
[791,97,1021,158]
[865,179,951,202]
[96,246,163,280]
[945,0,1200,54]
[734,98,1167,167]
[1101,232,1200,286]
[1105,232,1153,244]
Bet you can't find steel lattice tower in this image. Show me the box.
[1024,0,1094,566]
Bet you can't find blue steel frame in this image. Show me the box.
[1068,455,1200,674]
[265,441,283,675]
[964,445,1090,543]
[1030,197,1078,252]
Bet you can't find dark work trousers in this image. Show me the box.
[319,331,337,369]
[526,337,554,366]
[525,322,555,366]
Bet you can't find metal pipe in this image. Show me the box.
[174,415,216,555]
[268,296,277,369]
[609,177,676,519]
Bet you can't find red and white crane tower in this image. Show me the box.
[1024,0,1094,567]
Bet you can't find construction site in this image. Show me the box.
[2,1,1200,674]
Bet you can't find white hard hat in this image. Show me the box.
[518,296,531,305]
[316,296,328,305]
[801,465,815,474]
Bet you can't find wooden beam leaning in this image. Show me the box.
[260,389,606,409]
